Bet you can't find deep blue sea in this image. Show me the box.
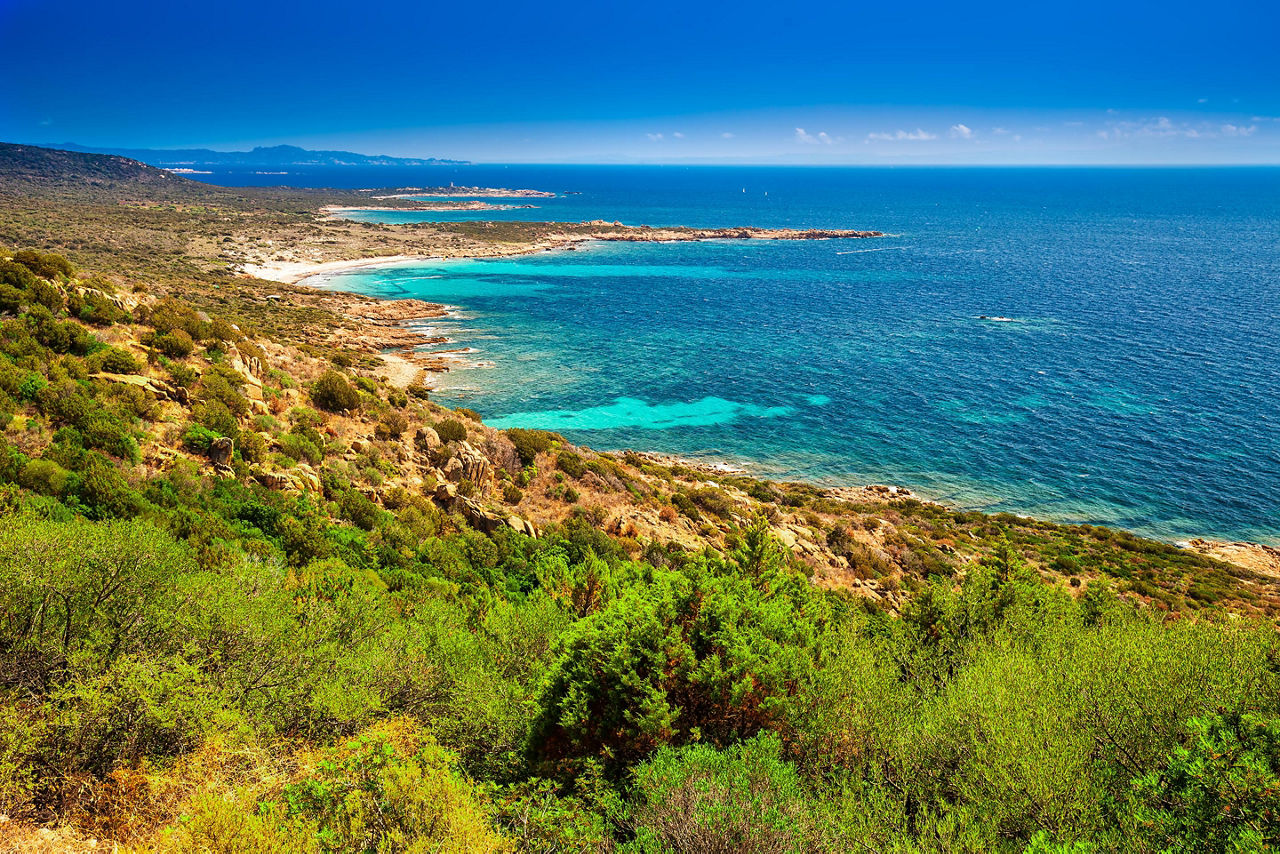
[200,166,1280,543]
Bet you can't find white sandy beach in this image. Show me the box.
[241,254,434,285]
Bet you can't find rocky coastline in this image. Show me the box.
[235,208,1277,572]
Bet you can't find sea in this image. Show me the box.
[199,165,1280,544]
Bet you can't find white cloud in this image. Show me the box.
[866,128,937,142]
[721,131,735,139]
[949,123,973,139]
[1198,97,1209,104]
[672,131,685,139]
[992,126,1010,135]
[646,133,664,141]
[1102,116,1259,140]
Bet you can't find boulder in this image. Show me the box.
[506,515,538,538]
[414,427,442,454]
[208,436,234,467]
[292,464,322,493]
[443,456,465,483]
[256,470,295,491]
[350,438,370,455]
[213,463,235,479]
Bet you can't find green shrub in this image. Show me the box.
[556,451,587,479]
[279,432,322,465]
[0,260,39,291]
[506,428,558,466]
[78,411,140,463]
[630,734,817,853]
[182,424,222,453]
[671,492,701,521]
[192,400,239,437]
[311,370,360,413]
[74,454,143,519]
[339,489,382,531]
[18,458,72,496]
[0,284,21,314]
[17,373,47,402]
[437,418,467,443]
[12,250,74,280]
[503,483,524,505]
[376,410,409,440]
[153,329,195,358]
[87,346,142,375]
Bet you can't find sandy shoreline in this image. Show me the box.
[242,254,434,284]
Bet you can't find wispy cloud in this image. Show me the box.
[866,128,937,142]
[795,127,834,145]
[720,131,735,139]
[672,131,685,139]
[645,132,664,141]
[948,123,973,139]
[1099,116,1259,140]
[1220,123,1257,137]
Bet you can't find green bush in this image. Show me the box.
[629,734,817,853]
[506,428,558,466]
[311,370,360,413]
[279,432,322,465]
[182,423,222,453]
[18,458,72,496]
[437,418,467,443]
[87,346,142,375]
[556,450,587,479]
[153,329,195,358]
[12,250,74,280]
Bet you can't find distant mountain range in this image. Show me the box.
[33,143,468,168]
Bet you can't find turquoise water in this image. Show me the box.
[305,167,1280,544]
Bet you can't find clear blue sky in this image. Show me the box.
[3,0,1277,164]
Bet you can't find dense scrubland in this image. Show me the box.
[2,147,1280,852]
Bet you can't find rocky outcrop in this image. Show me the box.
[255,469,295,491]
[93,372,189,405]
[433,479,535,538]
[445,441,494,496]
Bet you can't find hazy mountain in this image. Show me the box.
[33,142,468,168]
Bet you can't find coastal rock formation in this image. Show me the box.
[1187,539,1280,577]
[453,441,494,495]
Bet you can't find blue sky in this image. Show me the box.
[3,0,1277,164]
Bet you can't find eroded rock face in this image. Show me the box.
[209,437,234,467]
[454,441,494,496]
[255,469,295,491]
[93,372,189,405]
